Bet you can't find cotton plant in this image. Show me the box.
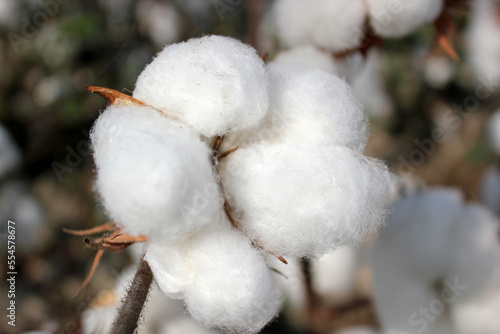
[371,188,500,334]
[69,35,391,333]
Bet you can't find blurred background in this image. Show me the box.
[1,0,499,333]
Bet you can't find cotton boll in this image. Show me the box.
[480,164,500,216]
[366,0,443,38]
[350,50,393,119]
[91,104,222,239]
[146,223,282,333]
[133,35,269,136]
[221,143,390,258]
[273,45,338,74]
[229,63,367,150]
[467,0,500,86]
[311,247,359,300]
[424,56,456,88]
[0,124,21,180]
[274,0,366,52]
[486,110,500,155]
[136,0,180,48]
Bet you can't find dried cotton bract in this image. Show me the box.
[133,35,269,136]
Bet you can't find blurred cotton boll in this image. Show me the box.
[146,223,282,333]
[273,45,338,74]
[136,0,180,48]
[333,326,379,334]
[423,55,456,88]
[480,164,500,216]
[366,0,443,38]
[486,110,500,154]
[273,0,366,52]
[350,49,394,119]
[467,0,500,86]
[91,104,222,240]
[133,35,269,136]
[371,188,500,334]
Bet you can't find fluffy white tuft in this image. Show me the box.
[273,0,366,52]
[273,45,338,74]
[221,143,390,258]
[467,0,500,86]
[366,0,443,38]
[133,35,269,136]
[146,223,282,333]
[91,104,222,239]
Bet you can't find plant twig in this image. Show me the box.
[111,258,153,334]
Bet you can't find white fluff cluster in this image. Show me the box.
[221,63,390,258]
[366,0,443,38]
[371,188,500,334]
[145,223,281,333]
[273,0,366,52]
[480,164,500,216]
[486,110,500,155]
[467,0,500,85]
[91,104,222,239]
[133,35,269,136]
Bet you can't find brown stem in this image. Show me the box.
[111,258,153,334]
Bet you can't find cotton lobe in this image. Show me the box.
[91,104,221,239]
[133,35,269,136]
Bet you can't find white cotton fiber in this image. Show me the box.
[273,45,338,74]
[91,104,222,239]
[311,247,359,300]
[221,143,390,258]
[371,188,500,334]
[334,326,379,334]
[0,124,21,180]
[133,35,269,136]
[350,49,393,119]
[467,0,500,85]
[274,0,366,52]
[146,223,282,333]
[480,164,500,216]
[486,110,500,155]
[227,63,367,151]
[159,317,220,334]
[366,0,443,38]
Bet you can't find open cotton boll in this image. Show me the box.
[274,0,366,52]
[350,49,393,119]
[229,63,367,150]
[467,0,500,86]
[486,110,500,154]
[0,124,21,180]
[273,45,338,74]
[371,188,500,334]
[311,247,359,300]
[480,164,500,216]
[221,143,390,258]
[91,104,222,239]
[136,0,180,48]
[146,223,282,333]
[366,0,443,38]
[424,56,456,88]
[133,35,268,136]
